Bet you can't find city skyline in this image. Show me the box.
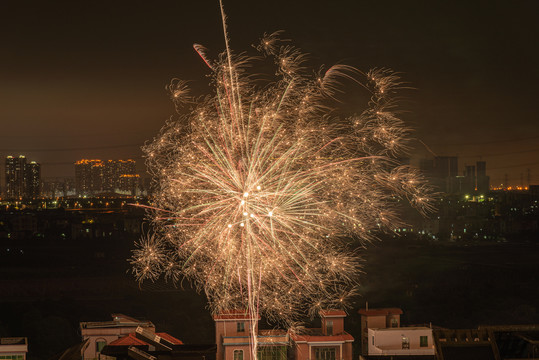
[1,1,538,185]
[0,152,535,193]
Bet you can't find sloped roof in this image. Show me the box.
[156,333,183,345]
[57,339,90,360]
[108,333,183,346]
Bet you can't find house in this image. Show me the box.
[100,325,215,360]
[214,310,354,360]
[366,327,434,357]
[359,307,435,359]
[290,310,354,360]
[359,307,403,355]
[80,314,155,360]
[0,338,28,360]
[214,310,288,360]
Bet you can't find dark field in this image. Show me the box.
[1,234,538,359]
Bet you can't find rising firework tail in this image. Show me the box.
[131,1,434,357]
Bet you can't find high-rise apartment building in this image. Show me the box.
[5,156,41,199]
[26,161,41,198]
[476,161,490,193]
[75,159,138,196]
[420,156,459,193]
[75,159,104,196]
[5,156,26,199]
[420,156,491,195]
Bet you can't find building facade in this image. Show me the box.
[26,161,41,199]
[80,314,155,360]
[5,156,41,199]
[0,338,28,360]
[291,310,354,360]
[359,307,402,355]
[366,327,434,356]
[359,307,435,358]
[75,159,138,196]
[215,310,354,360]
[214,311,289,360]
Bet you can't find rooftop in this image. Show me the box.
[0,338,27,346]
[371,326,432,332]
[319,309,347,317]
[213,310,260,320]
[291,332,354,343]
[359,308,403,316]
[108,332,183,346]
[80,314,154,329]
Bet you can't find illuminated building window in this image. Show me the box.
[401,336,410,349]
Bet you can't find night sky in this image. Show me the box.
[1,0,538,187]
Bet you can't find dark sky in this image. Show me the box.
[1,0,538,187]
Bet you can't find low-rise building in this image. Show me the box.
[100,326,215,360]
[214,310,288,360]
[367,327,434,356]
[0,338,28,360]
[359,307,403,355]
[80,314,155,360]
[291,310,354,360]
[214,310,354,360]
[359,307,435,359]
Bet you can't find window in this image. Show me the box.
[237,322,245,332]
[391,318,398,328]
[420,336,428,347]
[234,350,243,360]
[96,339,107,353]
[326,320,333,335]
[258,346,287,360]
[315,347,336,360]
[401,336,410,350]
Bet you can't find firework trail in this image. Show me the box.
[131,1,433,357]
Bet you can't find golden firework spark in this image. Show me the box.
[131,1,433,356]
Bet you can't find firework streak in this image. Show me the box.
[131,2,433,358]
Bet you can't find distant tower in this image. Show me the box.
[464,165,476,193]
[26,161,41,199]
[419,159,434,178]
[476,161,489,194]
[5,155,27,199]
[75,159,105,196]
[5,156,41,199]
[431,156,458,193]
[117,159,138,195]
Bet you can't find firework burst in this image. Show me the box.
[131,1,433,356]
